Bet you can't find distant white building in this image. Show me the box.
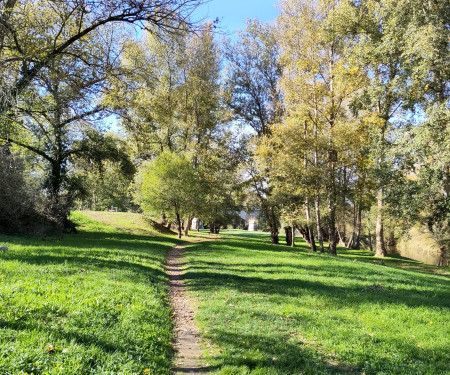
[239,210,260,231]
[248,218,258,231]
[191,218,204,230]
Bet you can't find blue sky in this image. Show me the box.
[193,0,279,35]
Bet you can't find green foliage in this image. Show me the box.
[184,230,450,374]
[0,147,52,234]
[224,19,283,136]
[135,151,200,219]
[0,0,204,116]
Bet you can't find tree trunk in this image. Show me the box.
[328,196,337,255]
[303,123,316,252]
[305,198,316,251]
[285,227,293,246]
[327,45,337,256]
[269,207,279,244]
[368,229,373,252]
[375,188,387,257]
[176,212,182,239]
[309,227,316,252]
[355,204,362,249]
[327,149,338,255]
[315,195,325,252]
[338,228,346,247]
[347,203,357,249]
[184,217,192,237]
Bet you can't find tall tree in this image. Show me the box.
[344,0,410,257]
[0,28,133,226]
[277,0,366,254]
[384,0,449,248]
[225,19,283,244]
[224,19,282,137]
[135,151,200,239]
[105,28,187,159]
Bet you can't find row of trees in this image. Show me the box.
[1,0,448,260]
[245,0,448,257]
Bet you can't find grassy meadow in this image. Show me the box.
[0,212,180,375]
[0,213,449,375]
[184,230,450,375]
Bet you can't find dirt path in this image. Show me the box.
[167,243,209,374]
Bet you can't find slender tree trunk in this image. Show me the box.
[303,121,315,251]
[328,197,337,255]
[338,229,345,247]
[327,43,337,256]
[315,195,324,252]
[292,225,295,247]
[176,212,182,239]
[375,188,387,257]
[368,229,373,252]
[355,203,362,249]
[313,122,324,252]
[327,151,337,256]
[305,198,317,252]
[347,203,357,249]
[269,207,279,244]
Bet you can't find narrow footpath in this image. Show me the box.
[167,243,209,374]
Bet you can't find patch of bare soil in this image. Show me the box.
[167,243,210,374]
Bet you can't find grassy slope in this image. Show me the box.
[184,230,450,375]
[0,211,180,375]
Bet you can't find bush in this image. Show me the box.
[0,147,54,234]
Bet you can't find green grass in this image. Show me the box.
[184,230,450,375]
[1,216,448,375]
[0,211,180,375]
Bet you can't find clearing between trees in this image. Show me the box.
[0,212,448,374]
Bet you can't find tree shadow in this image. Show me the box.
[183,237,450,374]
[199,329,358,374]
[0,226,178,373]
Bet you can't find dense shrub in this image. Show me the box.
[0,147,53,234]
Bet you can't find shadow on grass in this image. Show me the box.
[185,268,450,309]
[0,226,179,374]
[185,240,450,309]
[0,231,184,286]
[0,315,172,371]
[184,237,450,374]
[203,329,358,374]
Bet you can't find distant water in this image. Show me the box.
[397,247,448,267]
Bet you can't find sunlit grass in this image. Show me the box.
[0,212,179,374]
[184,230,450,374]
